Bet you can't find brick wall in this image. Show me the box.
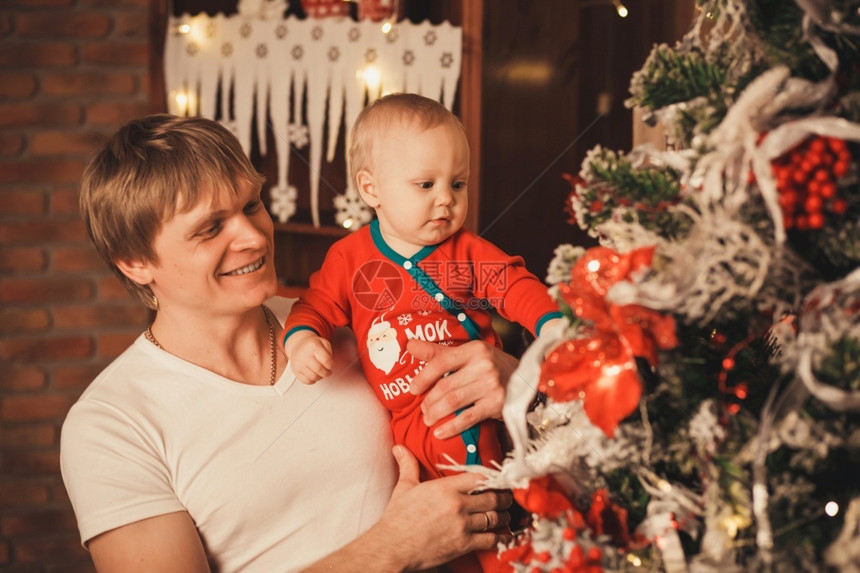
[0,0,153,569]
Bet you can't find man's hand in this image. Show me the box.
[304,446,512,572]
[284,331,333,384]
[407,339,518,440]
[378,445,512,570]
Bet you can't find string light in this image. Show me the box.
[825,501,839,516]
[576,0,631,18]
[174,18,208,46]
[724,516,739,538]
[358,65,381,91]
[342,218,354,229]
[170,89,196,116]
[717,329,762,421]
[383,0,400,33]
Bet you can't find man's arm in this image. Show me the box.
[304,445,512,573]
[88,511,210,573]
[86,448,511,573]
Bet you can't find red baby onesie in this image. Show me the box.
[283,220,561,572]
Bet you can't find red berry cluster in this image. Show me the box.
[771,135,851,230]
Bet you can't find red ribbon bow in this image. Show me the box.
[539,246,677,436]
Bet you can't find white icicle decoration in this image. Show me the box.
[165,13,462,228]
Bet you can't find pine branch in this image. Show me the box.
[628,44,729,113]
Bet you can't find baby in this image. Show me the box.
[281,93,561,571]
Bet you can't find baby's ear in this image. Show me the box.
[355,169,380,208]
[115,258,154,286]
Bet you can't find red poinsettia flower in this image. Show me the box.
[586,489,633,548]
[539,246,678,436]
[513,475,575,519]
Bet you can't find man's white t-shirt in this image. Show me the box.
[60,297,397,572]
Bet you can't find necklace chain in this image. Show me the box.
[145,306,278,386]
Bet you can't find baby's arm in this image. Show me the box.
[459,232,562,337]
[284,330,334,384]
[282,240,356,384]
[537,317,563,337]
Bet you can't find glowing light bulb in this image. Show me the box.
[170,89,196,116]
[825,501,839,516]
[342,218,354,229]
[178,23,191,34]
[627,554,642,567]
[360,66,381,91]
[612,0,628,17]
[725,518,738,538]
[381,20,393,34]
[587,259,601,272]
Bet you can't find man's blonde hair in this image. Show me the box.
[79,114,265,309]
[347,93,466,186]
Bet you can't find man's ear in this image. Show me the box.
[356,169,380,208]
[115,258,154,286]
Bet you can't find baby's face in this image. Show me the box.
[370,120,470,256]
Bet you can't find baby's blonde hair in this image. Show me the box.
[348,93,466,186]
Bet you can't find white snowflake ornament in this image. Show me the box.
[288,122,309,148]
[334,186,373,231]
[269,183,298,223]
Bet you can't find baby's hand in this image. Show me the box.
[285,331,334,384]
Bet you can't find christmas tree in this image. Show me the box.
[474,0,860,570]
